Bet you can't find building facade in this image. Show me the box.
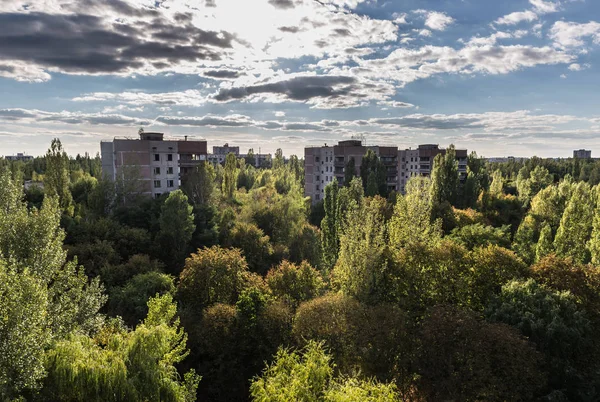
[4,153,34,162]
[305,140,399,203]
[305,141,468,203]
[574,149,592,159]
[398,144,468,193]
[101,132,207,198]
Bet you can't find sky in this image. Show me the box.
[0,0,599,158]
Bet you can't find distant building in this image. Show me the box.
[208,143,240,165]
[101,131,207,199]
[4,153,34,162]
[304,141,468,203]
[305,140,398,203]
[398,144,467,194]
[486,156,528,163]
[574,149,592,159]
[207,144,271,168]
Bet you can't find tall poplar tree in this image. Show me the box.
[535,222,553,262]
[321,179,339,273]
[554,182,594,263]
[44,138,74,215]
[222,153,239,199]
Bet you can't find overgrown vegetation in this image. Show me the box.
[2,140,600,401]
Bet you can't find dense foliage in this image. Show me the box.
[2,141,600,401]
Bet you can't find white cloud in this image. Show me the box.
[549,21,600,48]
[495,10,538,25]
[274,111,286,117]
[529,0,559,14]
[73,90,207,107]
[417,10,455,31]
[568,63,591,71]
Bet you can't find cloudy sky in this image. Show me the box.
[0,0,599,158]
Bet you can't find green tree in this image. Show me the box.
[388,177,441,250]
[344,157,356,186]
[489,170,504,196]
[0,262,49,399]
[178,246,257,312]
[535,222,554,262]
[157,190,195,271]
[222,153,239,199]
[417,306,545,401]
[266,261,325,307]
[321,179,340,272]
[273,148,284,170]
[182,161,216,206]
[332,197,389,303]
[359,150,386,197]
[487,279,595,399]
[448,223,511,250]
[43,294,200,402]
[516,165,553,206]
[250,341,400,402]
[44,138,74,215]
[430,145,459,207]
[588,193,600,264]
[554,182,594,263]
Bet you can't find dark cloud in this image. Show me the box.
[333,28,352,37]
[371,116,485,130]
[213,75,357,102]
[268,0,296,9]
[283,123,331,131]
[278,26,301,33]
[0,12,237,75]
[156,115,254,127]
[203,69,243,79]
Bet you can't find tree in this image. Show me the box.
[332,197,389,303]
[535,222,553,262]
[360,150,386,197]
[486,279,593,398]
[517,165,553,206]
[0,262,49,399]
[44,138,74,215]
[430,145,459,207]
[249,341,400,402]
[182,161,215,206]
[417,306,545,401]
[178,246,256,312]
[489,170,504,196]
[222,153,239,199]
[245,148,256,167]
[554,182,594,263]
[42,294,200,402]
[448,223,511,250]
[588,193,600,264]
[156,190,195,272]
[273,148,284,170]
[344,157,356,186]
[321,179,339,272]
[388,177,441,250]
[266,261,325,307]
[108,271,176,326]
[224,221,273,275]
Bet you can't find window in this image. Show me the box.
[316,194,320,200]
[167,167,174,175]
[154,180,161,188]
[154,193,161,199]
[154,167,160,175]
[167,153,173,161]
[315,156,320,162]
[167,179,174,188]
[154,154,160,161]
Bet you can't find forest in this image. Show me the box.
[1,139,600,401]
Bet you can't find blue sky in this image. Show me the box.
[0,0,599,158]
